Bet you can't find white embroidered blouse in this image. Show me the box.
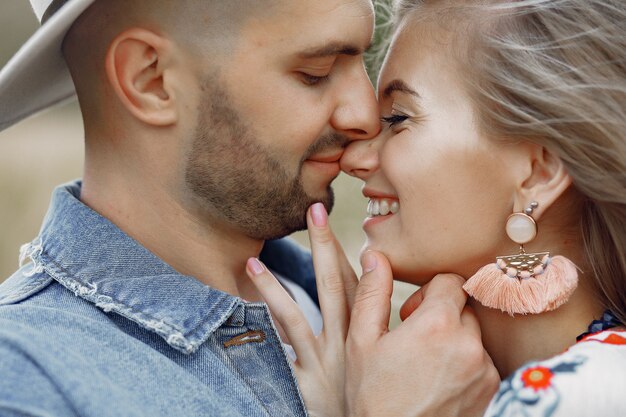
[485,328,626,417]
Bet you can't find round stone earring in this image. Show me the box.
[464,201,579,315]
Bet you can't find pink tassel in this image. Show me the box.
[540,256,578,311]
[463,256,578,316]
[463,264,545,316]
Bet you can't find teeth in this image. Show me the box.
[379,200,390,215]
[367,198,399,217]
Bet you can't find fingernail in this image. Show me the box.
[311,203,328,227]
[361,251,377,274]
[247,258,265,276]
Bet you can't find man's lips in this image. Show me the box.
[306,152,344,163]
[303,153,342,178]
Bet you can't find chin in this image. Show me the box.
[360,238,391,258]
[374,255,425,285]
[391,267,434,287]
[359,242,436,286]
[359,240,375,258]
[311,187,335,213]
[359,239,389,260]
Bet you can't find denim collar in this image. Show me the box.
[24,180,243,354]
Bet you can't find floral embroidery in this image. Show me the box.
[486,313,625,417]
[489,356,586,417]
[521,366,553,391]
[579,331,626,346]
[604,334,626,345]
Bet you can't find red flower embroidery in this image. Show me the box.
[603,334,626,345]
[521,366,553,391]
[579,331,626,345]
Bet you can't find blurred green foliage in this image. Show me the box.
[366,0,395,83]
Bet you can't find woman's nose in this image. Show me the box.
[340,133,381,180]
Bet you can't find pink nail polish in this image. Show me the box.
[311,203,328,227]
[247,258,265,276]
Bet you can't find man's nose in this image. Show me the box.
[331,68,381,141]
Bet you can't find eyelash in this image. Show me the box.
[381,114,409,127]
[301,73,330,86]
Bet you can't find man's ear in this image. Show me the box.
[105,28,177,126]
[513,144,572,220]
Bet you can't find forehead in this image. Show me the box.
[239,0,374,53]
[378,17,461,94]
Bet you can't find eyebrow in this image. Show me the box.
[298,41,373,59]
[382,79,421,99]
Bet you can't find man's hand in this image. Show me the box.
[345,251,500,417]
[246,203,356,417]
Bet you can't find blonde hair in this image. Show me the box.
[390,0,626,323]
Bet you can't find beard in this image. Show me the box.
[185,79,348,240]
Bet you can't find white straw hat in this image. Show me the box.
[0,0,95,132]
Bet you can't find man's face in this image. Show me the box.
[185,0,379,240]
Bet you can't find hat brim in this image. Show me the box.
[0,0,95,132]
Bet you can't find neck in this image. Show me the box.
[469,197,610,378]
[471,290,601,378]
[81,148,264,300]
[471,244,604,378]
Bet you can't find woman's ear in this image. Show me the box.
[513,144,572,220]
[105,28,178,126]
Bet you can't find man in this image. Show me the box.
[0,1,497,416]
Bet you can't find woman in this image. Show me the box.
[248,0,626,416]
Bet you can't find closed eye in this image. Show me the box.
[381,114,409,127]
[301,73,330,86]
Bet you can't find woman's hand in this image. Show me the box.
[246,202,356,417]
[246,201,499,417]
[345,251,501,417]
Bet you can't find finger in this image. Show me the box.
[460,305,482,337]
[399,283,428,321]
[401,284,479,326]
[349,251,393,342]
[401,274,468,332]
[246,257,317,366]
[307,203,349,337]
[334,238,358,311]
[416,273,468,315]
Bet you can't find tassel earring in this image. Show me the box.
[463,201,578,316]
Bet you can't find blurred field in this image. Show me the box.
[0,0,416,328]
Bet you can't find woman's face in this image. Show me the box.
[341,19,522,284]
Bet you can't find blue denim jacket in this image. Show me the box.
[0,181,317,417]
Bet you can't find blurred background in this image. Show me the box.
[0,0,415,327]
